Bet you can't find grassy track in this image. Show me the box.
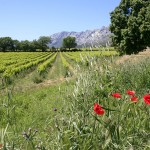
[0,78,75,149]
[47,53,67,79]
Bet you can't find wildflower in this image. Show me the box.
[131,96,138,102]
[126,90,135,96]
[94,103,105,115]
[143,94,150,105]
[112,93,121,98]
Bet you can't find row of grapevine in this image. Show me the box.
[0,51,118,79]
[60,53,70,68]
[6,52,51,69]
[2,53,53,78]
[64,51,118,63]
[37,53,57,74]
[63,52,81,63]
[0,52,45,63]
[0,52,50,73]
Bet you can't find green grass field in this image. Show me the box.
[0,50,150,149]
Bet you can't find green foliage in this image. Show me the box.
[12,39,20,51]
[110,0,150,54]
[60,53,69,68]
[54,56,150,149]
[0,52,52,79]
[60,47,67,51]
[0,37,14,52]
[60,53,71,77]
[37,36,51,52]
[0,81,72,149]
[29,40,39,52]
[1,51,150,149]
[62,36,77,50]
[37,53,57,74]
[0,36,51,52]
[31,73,43,83]
[51,46,56,52]
[19,40,31,51]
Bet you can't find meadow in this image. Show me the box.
[0,49,150,150]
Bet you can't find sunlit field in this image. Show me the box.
[0,50,150,149]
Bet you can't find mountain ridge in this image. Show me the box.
[49,26,112,48]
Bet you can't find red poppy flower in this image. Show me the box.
[143,94,150,105]
[126,90,135,96]
[94,103,105,115]
[112,93,121,98]
[131,96,138,102]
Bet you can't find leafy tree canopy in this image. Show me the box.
[0,36,51,52]
[0,37,13,52]
[110,0,150,54]
[19,40,39,52]
[12,40,20,51]
[62,36,77,50]
[37,36,51,52]
[19,40,31,52]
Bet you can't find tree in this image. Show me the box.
[37,36,51,52]
[12,40,20,51]
[19,40,31,51]
[62,36,77,50]
[0,37,14,52]
[51,46,56,51]
[110,0,150,54]
[30,40,39,52]
[17,40,39,52]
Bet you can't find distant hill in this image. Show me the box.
[49,26,112,48]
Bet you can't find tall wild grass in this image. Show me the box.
[54,56,150,149]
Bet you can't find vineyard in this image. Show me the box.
[0,49,150,149]
[0,51,118,88]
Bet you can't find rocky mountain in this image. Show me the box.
[49,26,112,48]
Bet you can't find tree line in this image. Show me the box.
[0,36,51,52]
[2,0,149,55]
[0,36,77,52]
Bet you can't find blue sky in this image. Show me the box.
[0,0,121,41]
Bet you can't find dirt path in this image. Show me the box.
[47,53,66,79]
[41,76,74,86]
